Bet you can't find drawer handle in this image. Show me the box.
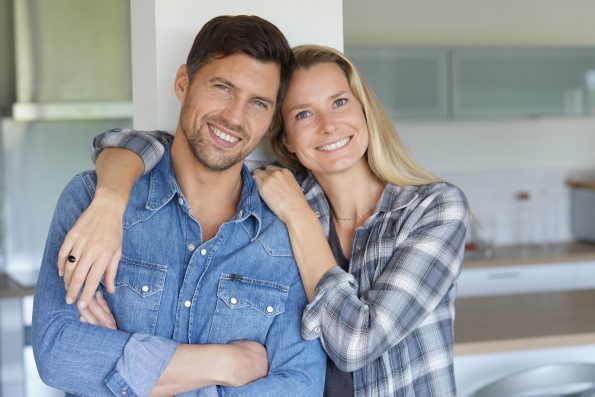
[487,272,520,280]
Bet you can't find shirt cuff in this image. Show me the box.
[105,333,179,397]
[90,128,166,175]
[301,266,355,340]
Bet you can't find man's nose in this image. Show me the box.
[221,98,247,126]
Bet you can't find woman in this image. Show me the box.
[61,45,468,396]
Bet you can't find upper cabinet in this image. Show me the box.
[347,48,448,120]
[346,47,595,121]
[452,48,595,119]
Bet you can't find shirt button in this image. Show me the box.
[230,297,238,305]
[314,326,321,334]
[184,300,192,308]
[266,305,274,313]
[187,243,196,252]
[315,211,320,218]
[239,209,243,217]
[178,197,184,206]
[200,248,207,256]
[141,285,149,293]
[121,387,128,395]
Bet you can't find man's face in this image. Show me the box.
[176,53,281,171]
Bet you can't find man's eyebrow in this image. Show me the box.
[210,77,275,107]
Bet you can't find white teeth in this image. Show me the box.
[212,126,239,143]
[317,137,350,151]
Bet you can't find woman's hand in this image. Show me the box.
[253,165,311,224]
[58,190,125,308]
[78,291,117,330]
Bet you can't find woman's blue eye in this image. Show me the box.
[295,111,311,120]
[334,98,348,107]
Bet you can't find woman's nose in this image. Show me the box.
[318,113,337,135]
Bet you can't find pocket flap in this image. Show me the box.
[112,255,167,297]
[216,273,289,317]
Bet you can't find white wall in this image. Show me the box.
[398,118,595,175]
[131,0,343,137]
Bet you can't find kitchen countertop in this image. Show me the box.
[464,241,595,269]
[454,289,595,355]
[0,273,36,298]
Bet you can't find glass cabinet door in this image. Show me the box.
[452,48,595,119]
[346,48,448,121]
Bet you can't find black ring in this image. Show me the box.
[67,255,77,263]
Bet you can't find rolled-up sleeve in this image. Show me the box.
[301,184,468,372]
[32,174,178,396]
[91,128,169,175]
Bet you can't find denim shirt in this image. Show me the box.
[32,143,326,397]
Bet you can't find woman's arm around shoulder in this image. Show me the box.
[59,128,170,308]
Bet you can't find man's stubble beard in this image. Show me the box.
[183,118,251,172]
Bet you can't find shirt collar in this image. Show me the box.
[145,147,263,238]
[300,172,420,232]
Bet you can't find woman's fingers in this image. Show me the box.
[103,250,121,294]
[77,258,110,309]
[253,166,309,223]
[62,243,84,293]
[56,198,123,305]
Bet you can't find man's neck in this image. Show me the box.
[171,132,244,241]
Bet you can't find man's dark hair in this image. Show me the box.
[186,15,294,110]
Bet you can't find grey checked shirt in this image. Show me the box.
[92,128,469,397]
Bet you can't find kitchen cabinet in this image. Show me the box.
[452,48,595,119]
[346,47,595,120]
[454,288,595,396]
[457,262,577,297]
[346,48,449,120]
[458,242,595,298]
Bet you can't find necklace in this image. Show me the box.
[331,207,374,222]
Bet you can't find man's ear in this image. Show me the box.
[174,65,189,102]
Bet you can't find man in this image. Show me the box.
[32,15,325,397]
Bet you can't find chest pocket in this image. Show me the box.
[102,255,167,334]
[208,273,289,344]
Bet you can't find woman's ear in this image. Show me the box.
[174,65,189,102]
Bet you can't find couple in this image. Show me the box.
[32,14,468,397]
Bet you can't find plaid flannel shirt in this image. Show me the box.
[92,128,469,397]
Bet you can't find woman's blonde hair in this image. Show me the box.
[269,44,439,186]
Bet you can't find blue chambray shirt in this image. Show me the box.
[32,142,326,397]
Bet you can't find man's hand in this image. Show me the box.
[78,291,117,330]
[223,340,269,387]
[58,189,125,308]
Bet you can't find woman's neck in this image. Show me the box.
[313,160,385,223]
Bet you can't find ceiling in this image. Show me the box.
[343,0,595,47]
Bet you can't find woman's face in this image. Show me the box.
[281,62,369,176]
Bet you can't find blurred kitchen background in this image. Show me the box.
[2,0,595,396]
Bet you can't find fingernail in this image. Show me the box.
[77,300,87,310]
[65,297,74,305]
[96,291,102,298]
